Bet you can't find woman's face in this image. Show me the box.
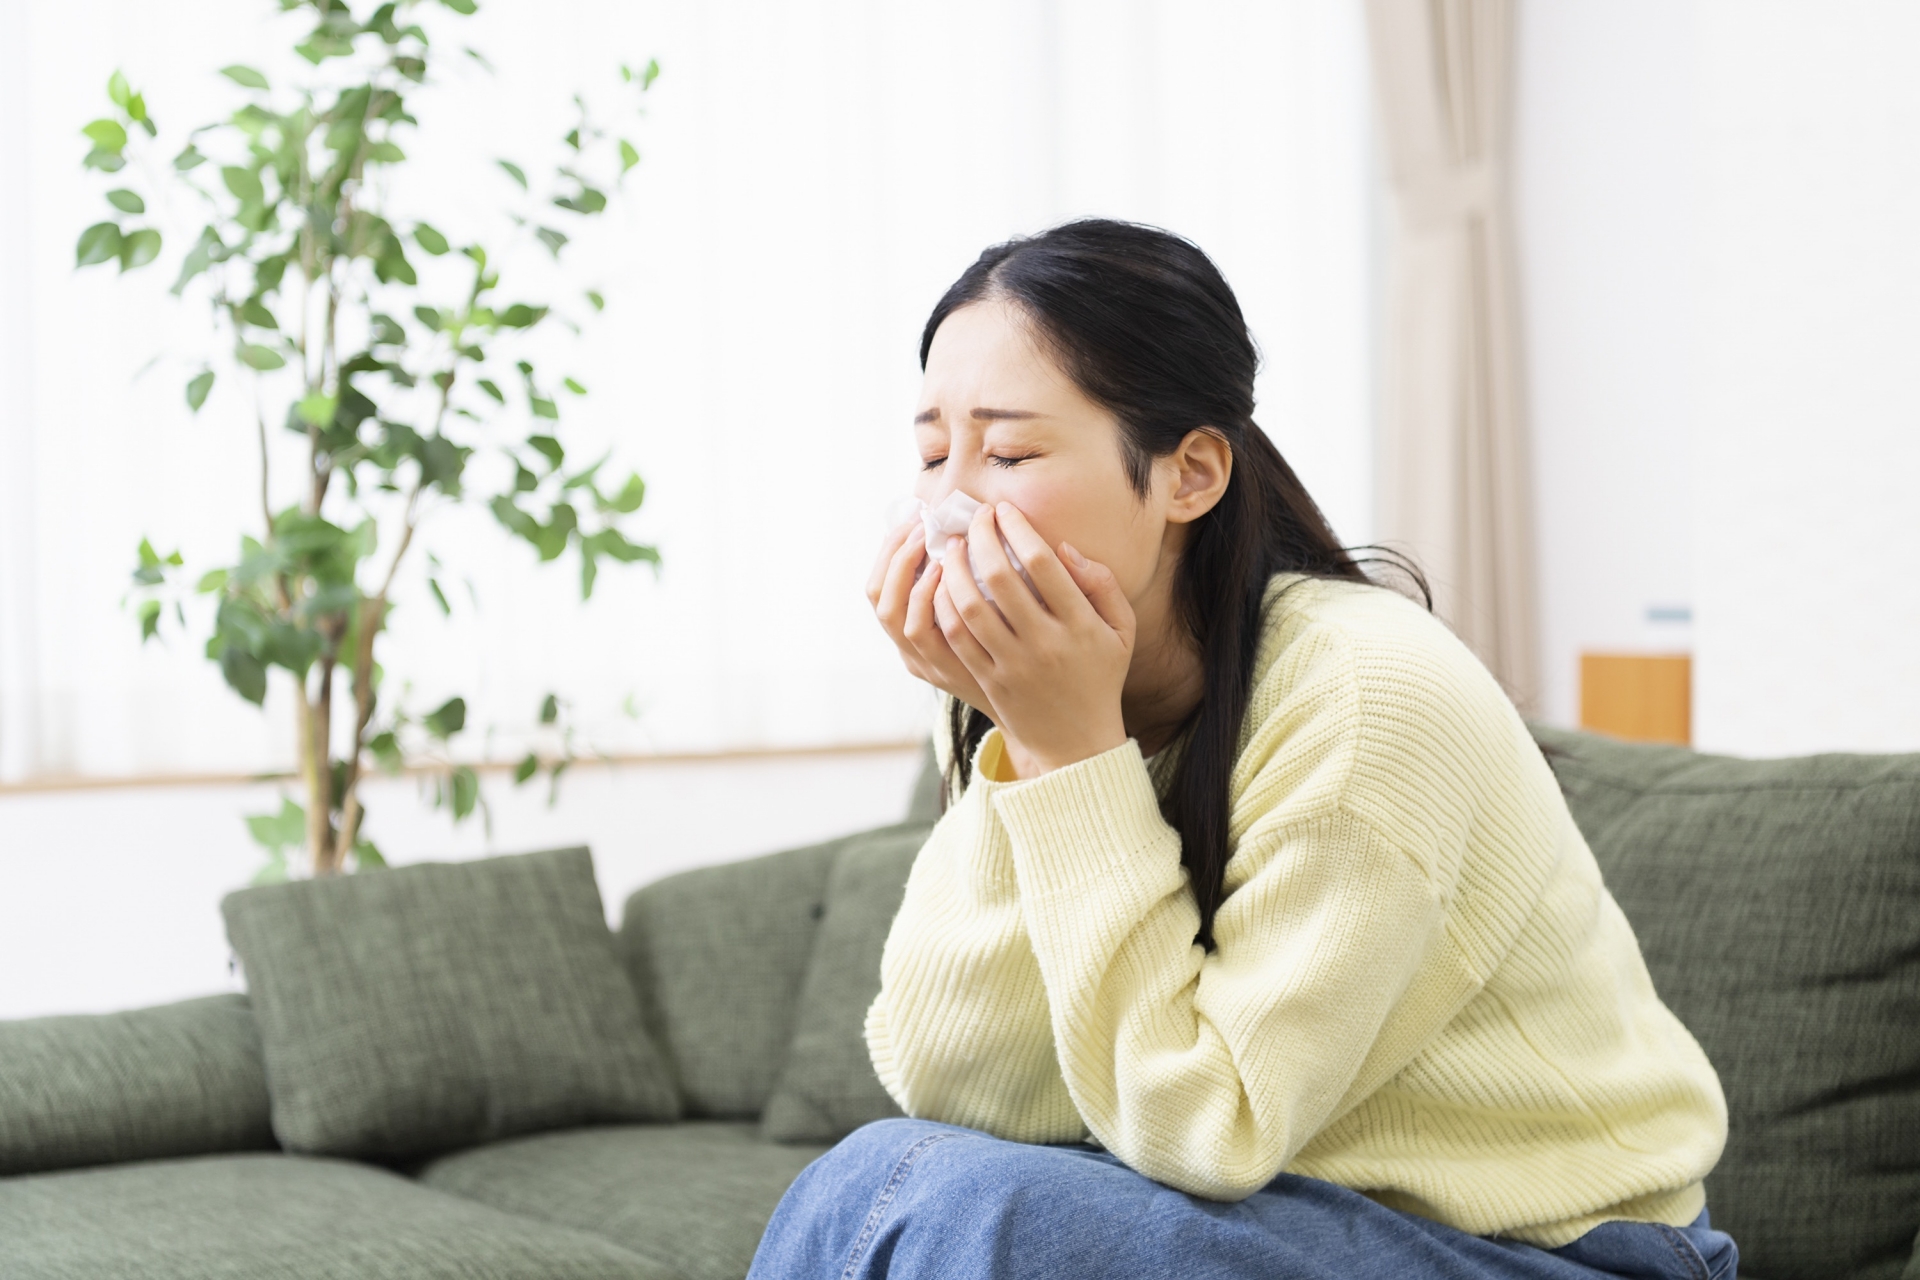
[913,298,1177,605]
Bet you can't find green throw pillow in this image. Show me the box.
[222,847,678,1161]
[1533,726,1920,1280]
[0,994,274,1176]
[760,821,933,1142]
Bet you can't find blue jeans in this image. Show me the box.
[748,1119,1738,1280]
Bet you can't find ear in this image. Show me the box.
[1164,428,1233,524]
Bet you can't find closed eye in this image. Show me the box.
[921,456,946,471]
[989,453,1037,468]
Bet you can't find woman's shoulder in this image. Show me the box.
[1233,574,1541,830]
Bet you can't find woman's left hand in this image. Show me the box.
[933,501,1135,778]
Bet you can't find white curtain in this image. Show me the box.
[1364,0,1539,706]
[0,0,1378,783]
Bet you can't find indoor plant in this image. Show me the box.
[76,0,660,877]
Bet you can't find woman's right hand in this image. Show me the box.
[867,518,996,720]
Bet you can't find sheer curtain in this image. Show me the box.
[1364,0,1539,705]
[0,0,1377,784]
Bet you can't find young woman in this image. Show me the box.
[749,220,1735,1279]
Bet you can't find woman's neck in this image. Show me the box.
[1121,587,1204,759]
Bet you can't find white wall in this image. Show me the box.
[0,748,923,1020]
[1515,0,1920,754]
[0,0,1377,1018]
[1691,1,1920,755]
[1513,0,1700,729]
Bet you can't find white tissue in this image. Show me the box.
[890,490,1035,604]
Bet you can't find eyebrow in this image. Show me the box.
[913,407,1044,424]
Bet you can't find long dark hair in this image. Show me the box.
[923,218,1423,950]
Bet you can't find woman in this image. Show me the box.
[749,220,1735,1279]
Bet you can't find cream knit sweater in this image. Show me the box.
[865,575,1726,1247]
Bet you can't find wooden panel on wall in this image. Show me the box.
[1580,654,1692,745]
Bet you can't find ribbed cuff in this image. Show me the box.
[986,738,1178,902]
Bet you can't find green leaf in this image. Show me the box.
[427,576,450,614]
[246,798,307,855]
[127,96,151,128]
[196,567,229,594]
[641,58,661,90]
[186,370,215,411]
[531,503,577,561]
[107,70,132,108]
[221,644,268,704]
[173,144,206,171]
[619,139,639,173]
[221,165,264,202]
[353,839,387,871]
[296,393,336,427]
[238,343,286,371]
[529,395,558,420]
[440,0,478,12]
[118,228,161,271]
[220,64,270,89]
[370,313,407,347]
[365,141,406,164]
[412,222,449,255]
[106,188,144,214]
[82,148,126,174]
[528,435,563,470]
[75,222,122,267]
[585,289,604,312]
[603,472,646,513]
[236,297,278,330]
[137,598,162,642]
[423,696,467,739]
[499,303,547,328]
[448,764,479,820]
[413,304,443,331]
[539,692,559,724]
[477,378,505,403]
[369,730,403,773]
[563,377,587,395]
[81,118,127,151]
[534,226,568,257]
[513,753,538,784]
[497,158,527,189]
[553,186,606,214]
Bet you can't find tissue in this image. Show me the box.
[890,490,1035,604]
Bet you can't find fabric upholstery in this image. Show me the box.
[1534,726,1920,1280]
[222,848,677,1161]
[0,1151,669,1279]
[419,1122,830,1280]
[618,840,840,1117]
[760,822,931,1142]
[0,994,273,1176]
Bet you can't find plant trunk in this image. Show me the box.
[303,661,340,874]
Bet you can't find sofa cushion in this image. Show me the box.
[760,822,930,1142]
[222,848,677,1162]
[419,1122,830,1280]
[0,1151,669,1279]
[1534,726,1920,1280]
[0,994,273,1176]
[619,840,841,1117]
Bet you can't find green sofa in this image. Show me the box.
[1,729,1916,1280]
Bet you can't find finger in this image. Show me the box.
[865,518,919,604]
[871,521,929,629]
[989,502,1100,625]
[1057,541,1135,644]
[900,555,947,656]
[937,532,1016,657]
[964,502,1046,634]
[933,576,997,676]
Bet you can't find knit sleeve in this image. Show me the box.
[988,733,1457,1200]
